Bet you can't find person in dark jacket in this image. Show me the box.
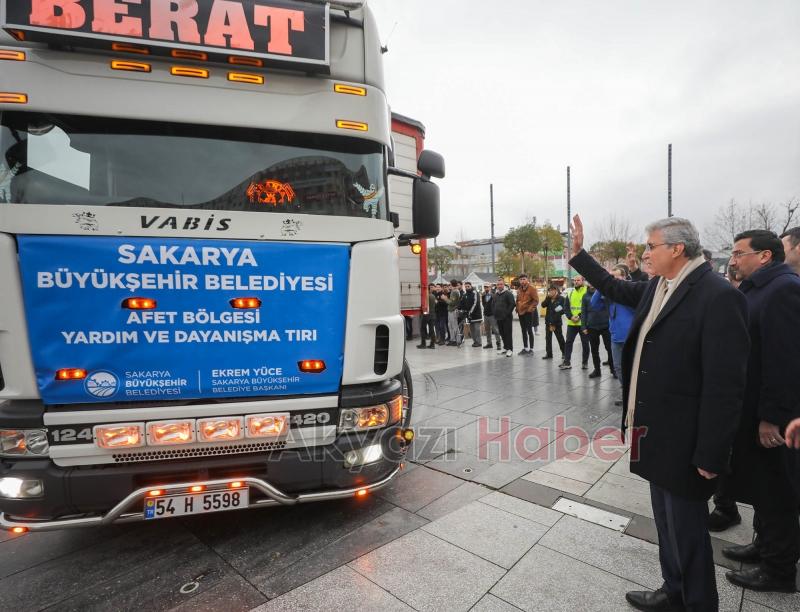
[446,280,462,346]
[781,226,800,274]
[569,214,749,612]
[434,285,449,345]
[786,417,800,499]
[581,285,614,379]
[482,284,501,349]
[541,285,567,360]
[462,282,483,347]
[417,285,438,349]
[721,230,800,594]
[627,243,651,281]
[591,265,636,406]
[493,278,516,357]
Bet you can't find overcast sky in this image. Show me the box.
[368,0,800,247]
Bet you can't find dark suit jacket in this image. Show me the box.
[731,262,800,503]
[570,250,750,500]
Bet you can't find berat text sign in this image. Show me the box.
[2,1,330,69]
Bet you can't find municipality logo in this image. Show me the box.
[85,371,119,398]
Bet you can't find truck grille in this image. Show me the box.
[374,325,390,375]
[112,441,287,463]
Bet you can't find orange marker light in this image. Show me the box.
[111,60,151,73]
[112,42,149,55]
[171,49,207,60]
[230,297,262,309]
[55,368,88,381]
[189,485,205,493]
[355,489,368,497]
[336,120,368,132]
[229,481,245,489]
[410,243,423,255]
[122,297,157,310]
[148,489,165,497]
[0,93,27,104]
[171,66,209,79]
[11,526,28,534]
[334,84,367,96]
[228,72,264,85]
[0,50,26,61]
[229,56,263,67]
[299,360,326,373]
[9,31,25,41]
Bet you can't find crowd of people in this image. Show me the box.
[414,217,800,611]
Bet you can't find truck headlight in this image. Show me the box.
[0,477,44,499]
[339,395,403,432]
[0,429,50,457]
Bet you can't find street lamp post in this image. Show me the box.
[543,242,549,287]
[668,144,673,217]
[566,166,572,280]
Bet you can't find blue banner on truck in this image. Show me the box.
[17,236,350,405]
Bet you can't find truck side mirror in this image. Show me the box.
[418,150,445,179]
[412,178,440,238]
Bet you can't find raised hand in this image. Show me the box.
[626,242,639,271]
[786,418,800,449]
[570,215,584,254]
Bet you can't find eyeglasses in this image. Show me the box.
[644,242,670,251]
[729,250,764,260]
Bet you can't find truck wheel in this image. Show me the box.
[400,359,413,428]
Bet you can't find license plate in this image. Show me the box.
[144,488,249,520]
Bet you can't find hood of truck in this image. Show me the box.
[16,236,350,405]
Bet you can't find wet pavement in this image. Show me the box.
[2,331,798,611]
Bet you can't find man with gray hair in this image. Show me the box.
[569,215,749,612]
[780,227,800,274]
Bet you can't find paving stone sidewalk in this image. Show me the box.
[257,338,797,612]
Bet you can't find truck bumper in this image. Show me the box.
[0,427,406,532]
[0,379,410,531]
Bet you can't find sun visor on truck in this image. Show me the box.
[17,236,350,405]
[1,0,330,72]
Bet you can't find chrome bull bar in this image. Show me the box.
[0,467,400,533]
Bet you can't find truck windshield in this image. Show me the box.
[0,111,387,220]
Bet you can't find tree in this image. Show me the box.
[704,199,749,254]
[780,197,799,233]
[752,202,778,231]
[595,213,635,245]
[496,250,520,277]
[705,198,799,253]
[428,246,454,276]
[589,240,628,265]
[504,223,541,274]
[537,224,565,256]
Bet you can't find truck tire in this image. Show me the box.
[400,359,413,429]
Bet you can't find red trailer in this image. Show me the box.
[390,113,429,318]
